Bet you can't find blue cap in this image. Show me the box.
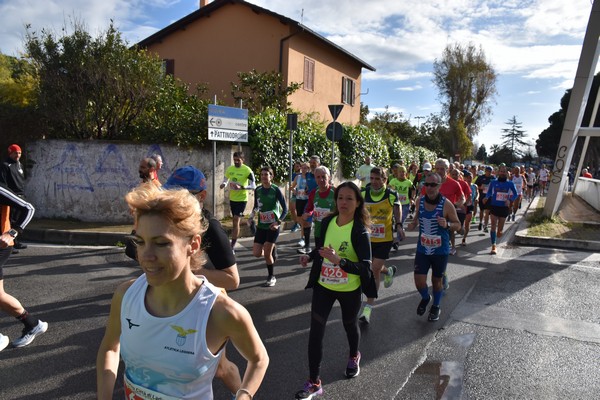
[485,165,493,171]
[163,166,207,192]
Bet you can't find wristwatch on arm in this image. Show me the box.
[7,229,18,238]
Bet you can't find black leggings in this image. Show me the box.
[308,284,362,381]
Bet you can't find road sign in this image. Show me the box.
[326,121,343,142]
[328,104,344,120]
[287,113,298,131]
[208,104,248,142]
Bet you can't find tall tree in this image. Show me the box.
[24,20,163,140]
[413,114,446,156]
[0,54,37,107]
[230,69,301,115]
[536,72,600,166]
[359,102,370,125]
[433,42,497,157]
[366,106,415,144]
[488,145,513,165]
[476,144,487,161]
[0,53,43,151]
[501,116,528,162]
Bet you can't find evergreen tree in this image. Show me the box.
[501,116,528,162]
[476,144,487,161]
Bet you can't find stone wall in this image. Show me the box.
[25,140,249,223]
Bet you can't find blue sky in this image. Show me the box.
[1,0,597,154]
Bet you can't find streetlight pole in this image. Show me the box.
[415,116,424,130]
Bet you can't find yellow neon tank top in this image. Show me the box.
[318,216,361,292]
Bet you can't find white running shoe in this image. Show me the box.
[12,320,48,348]
[0,333,9,351]
[263,276,277,287]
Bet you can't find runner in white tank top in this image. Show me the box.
[511,167,524,222]
[97,184,268,400]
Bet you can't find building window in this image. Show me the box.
[162,59,175,76]
[303,57,315,92]
[342,76,355,106]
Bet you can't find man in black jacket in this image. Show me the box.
[0,144,27,251]
[1,184,48,351]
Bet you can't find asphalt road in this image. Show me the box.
[1,212,599,399]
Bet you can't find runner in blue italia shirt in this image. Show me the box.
[407,172,460,322]
[483,164,518,255]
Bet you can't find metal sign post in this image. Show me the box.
[208,102,249,216]
[287,113,298,202]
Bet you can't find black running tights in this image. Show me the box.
[308,284,362,381]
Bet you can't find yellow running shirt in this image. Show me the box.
[319,217,361,292]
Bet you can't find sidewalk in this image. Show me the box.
[514,192,600,252]
[21,193,600,250]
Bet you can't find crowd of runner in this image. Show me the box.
[0,143,556,400]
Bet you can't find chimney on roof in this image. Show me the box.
[200,0,210,7]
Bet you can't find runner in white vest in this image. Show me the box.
[97,184,268,400]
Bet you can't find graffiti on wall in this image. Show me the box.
[50,143,95,192]
[551,145,568,184]
[28,139,230,222]
[94,144,137,189]
[49,143,163,192]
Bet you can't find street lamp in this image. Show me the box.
[415,116,424,130]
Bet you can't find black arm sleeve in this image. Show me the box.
[339,226,372,275]
[276,187,288,221]
[0,186,34,232]
[202,211,236,270]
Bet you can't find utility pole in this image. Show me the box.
[415,116,424,130]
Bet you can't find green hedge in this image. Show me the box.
[248,110,437,183]
[338,124,389,179]
[248,108,331,181]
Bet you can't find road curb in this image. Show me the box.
[513,196,600,252]
[22,229,127,246]
[20,221,297,247]
[513,230,600,252]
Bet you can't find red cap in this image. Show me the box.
[8,144,22,154]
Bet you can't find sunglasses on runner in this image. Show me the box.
[424,182,439,187]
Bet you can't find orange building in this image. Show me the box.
[137,0,376,125]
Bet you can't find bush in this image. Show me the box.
[248,108,330,181]
[128,78,210,147]
[388,136,437,166]
[338,124,389,179]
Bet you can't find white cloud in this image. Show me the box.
[521,0,592,39]
[1,0,595,150]
[364,70,431,81]
[368,105,407,115]
[252,0,593,89]
[396,85,423,92]
[0,0,193,55]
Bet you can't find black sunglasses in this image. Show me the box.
[424,182,439,187]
